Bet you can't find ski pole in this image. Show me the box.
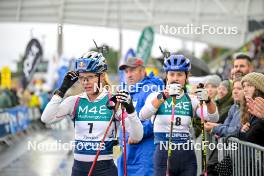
[88,102,120,176]
[121,104,127,176]
[198,83,207,176]
[166,96,176,176]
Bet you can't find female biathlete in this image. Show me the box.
[41,51,143,176]
[139,54,219,176]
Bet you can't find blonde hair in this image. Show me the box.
[102,73,112,91]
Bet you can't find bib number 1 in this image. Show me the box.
[88,123,93,133]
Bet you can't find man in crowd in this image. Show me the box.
[232,53,254,79]
[117,57,163,176]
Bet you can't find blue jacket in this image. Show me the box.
[118,74,164,176]
[212,103,241,137]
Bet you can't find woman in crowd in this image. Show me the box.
[238,72,264,147]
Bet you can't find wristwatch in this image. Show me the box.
[157,92,167,103]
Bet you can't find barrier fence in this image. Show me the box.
[218,137,264,176]
[196,133,264,176]
[0,107,41,138]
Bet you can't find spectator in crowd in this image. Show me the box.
[238,72,264,147]
[10,88,19,106]
[204,79,233,176]
[211,77,243,137]
[232,53,253,79]
[19,89,31,106]
[215,80,234,123]
[117,57,164,176]
[191,75,221,138]
[28,91,40,108]
[0,88,13,109]
[230,68,235,80]
[0,87,20,108]
[205,80,233,131]
[247,97,264,120]
[206,78,243,176]
[205,75,222,101]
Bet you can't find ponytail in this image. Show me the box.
[102,73,112,92]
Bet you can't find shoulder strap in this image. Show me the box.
[72,97,80,128]
[185,93,194,117]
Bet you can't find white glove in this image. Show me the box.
[167,83,182,96]
[116,90,135,114]
[195,88,209,101]
[116,90,132,105]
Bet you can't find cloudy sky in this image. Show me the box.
[0,22,207,71]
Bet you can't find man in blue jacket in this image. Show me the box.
[117,57,164,176]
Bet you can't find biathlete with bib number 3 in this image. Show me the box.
[41,50,143,176]
[139,53,219,176]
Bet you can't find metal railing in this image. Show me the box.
[218,137,264,176]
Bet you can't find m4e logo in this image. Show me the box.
[164,101,190,111]
[79,105,107,115]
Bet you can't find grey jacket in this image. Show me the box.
[212,103,241,137]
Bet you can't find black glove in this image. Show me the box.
[116,90,135,114]
[106,95,118,110]
[56,71,79,98]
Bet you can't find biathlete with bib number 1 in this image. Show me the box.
[41,50,143,176]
